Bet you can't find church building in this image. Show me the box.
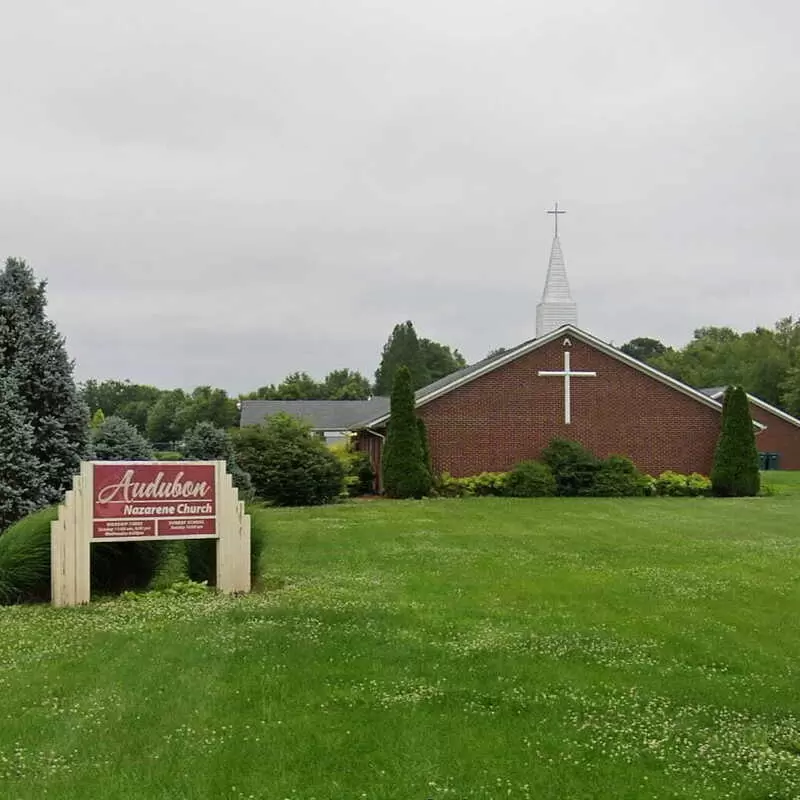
[240,205,800,487]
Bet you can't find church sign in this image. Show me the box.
[51,460,251,607]
[92,463,217,539]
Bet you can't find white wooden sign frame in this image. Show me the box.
[51,460,251,607]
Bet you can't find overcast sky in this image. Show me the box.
[1,0,798,394]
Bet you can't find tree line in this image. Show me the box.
[619,317,800,415]
[59,315,800,450]
[79,320,467,446]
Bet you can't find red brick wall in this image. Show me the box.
[407,337,724,478]
[749,404,800,470]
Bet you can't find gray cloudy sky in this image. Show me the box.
[2,0,798,394]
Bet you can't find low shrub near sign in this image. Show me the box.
[0,501,268,605]
[0,506,57,604]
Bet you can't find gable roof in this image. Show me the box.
[699,386,800,429]
[353,324,766,430]
[239,399,389,430]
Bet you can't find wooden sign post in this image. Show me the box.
[51,460,251,607]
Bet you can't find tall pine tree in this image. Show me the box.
[710,385,761,497]
[0,258,89,506]
[381,366,431,499]
[374,321,430,395]
[0,371,44,530]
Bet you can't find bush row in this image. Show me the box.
[433,439,712,499]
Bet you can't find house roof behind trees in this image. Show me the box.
[698,386,800,428]
[239,399,389,431]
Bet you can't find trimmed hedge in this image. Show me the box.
[432,446,712,499]
[711,385,761,497]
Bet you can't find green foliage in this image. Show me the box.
[320,369,372,400]
[90,408,105,428]
[374,320,430,394]
[780,364,800,417]
[0,499,268,604]
[417,417,432,484]
[419,338,467,383]
[148,542,189,590]
[80,379,161,434]
[540,438,601,497]
[381,366,431,499]
[146,389,189,445]
[91,415,154,460]
[232,413,344,506]
[0,372,44,530]
[185,503,268,585]
[653,471,711,497]
[182,421,254,501]
[434,471,509,497]
[593,455,648,497]
[646,317,800,413]
[242,368,372,401]
[331,443,375,497]
[0,506,56,604]
[505,460,557,497]
[154,450,184,461]
[178,385,239,432]
[618,337,668,362]
[0,257,90,506]
[711,385,761,497]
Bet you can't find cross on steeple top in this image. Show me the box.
[547,202,566,237]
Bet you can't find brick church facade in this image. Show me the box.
[240,207,800,486]
[349,213,800,485]
[349,324,800,489]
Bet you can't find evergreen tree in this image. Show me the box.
[91,416,154,461]
[710,385,761,497]
[183,421,253,500]
[0,372,44,530]
[381,366,431,498]
[374,321,430,394]
[0,258,89,504]
[417,417,433,483]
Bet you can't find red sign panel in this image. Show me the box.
[92,463,217,539]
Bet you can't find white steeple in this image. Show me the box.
[536,202,578,337]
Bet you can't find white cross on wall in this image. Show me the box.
[538,350,597,424]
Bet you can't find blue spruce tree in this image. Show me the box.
[0,258,89,506]
[0,371,44,529]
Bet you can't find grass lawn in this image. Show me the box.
[2,473,800,799]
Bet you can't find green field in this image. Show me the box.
[2,473,800,799]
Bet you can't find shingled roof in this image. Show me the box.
[239,399,389,431]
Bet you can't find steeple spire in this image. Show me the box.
[536,202,578,337]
